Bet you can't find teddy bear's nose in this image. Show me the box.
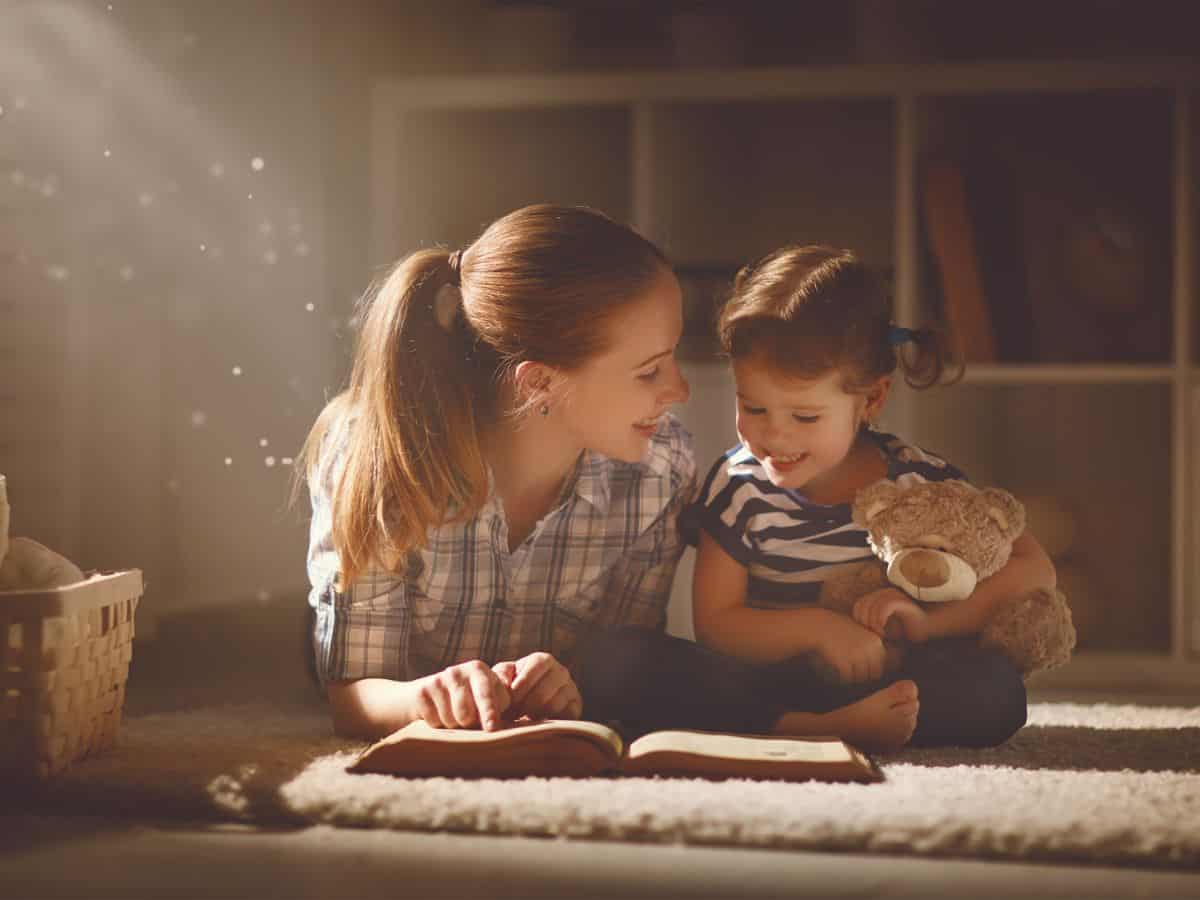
[886,548,978,604]
[897,550,951,587]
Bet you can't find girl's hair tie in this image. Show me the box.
[433,284,463,332]
[446,249,463,285]
[888,324,917,346]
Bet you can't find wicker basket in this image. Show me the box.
[1,570,142,778]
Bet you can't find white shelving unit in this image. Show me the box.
[370,59,1199,692]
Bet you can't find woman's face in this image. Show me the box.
[558,267,690,463]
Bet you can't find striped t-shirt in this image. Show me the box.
[683,429,966,609]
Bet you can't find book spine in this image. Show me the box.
[922,159,997,363]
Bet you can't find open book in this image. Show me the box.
[347,718,883,783]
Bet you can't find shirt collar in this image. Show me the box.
[573,422,675,511]
[570,450,611,511]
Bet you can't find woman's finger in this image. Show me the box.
[542,680,580,719]
[564,694,583,720]
[517,662,570,716]
[509,652,555,705]
[426,681,457,728]
[414,682,444,727]
[447,673,478,728]
[492,660,518,688]
[469,665,509,730]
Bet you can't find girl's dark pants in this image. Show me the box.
[575,627,1027,747]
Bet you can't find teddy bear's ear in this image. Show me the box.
[852,479,901,526]
[978,487,1027,541]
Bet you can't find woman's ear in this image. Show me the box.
[513,360,563,407]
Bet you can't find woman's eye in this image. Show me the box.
[637,367,660,382]
[793,414,819,424]
[741,405,765,415]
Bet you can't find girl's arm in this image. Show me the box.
[921,530,1056,640]
[692,531,888,681]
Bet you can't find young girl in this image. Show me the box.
[300,204,693,739]
[578,245,1052,751]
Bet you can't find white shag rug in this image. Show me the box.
[11,701,1200,869]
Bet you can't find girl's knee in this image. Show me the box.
[910,646,1028,747]
[955,650,1028,746]
[976,650,1028,743]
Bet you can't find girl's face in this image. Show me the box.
[558,267,690,463]
[731,355,885,494]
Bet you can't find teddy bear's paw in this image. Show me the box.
[981,587,1077,677]
[817,561,887,617]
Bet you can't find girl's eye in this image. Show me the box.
[637,367,660,382]
[740,404,765,415]
[793,414,820,424]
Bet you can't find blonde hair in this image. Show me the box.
[297,204,667,588]
[718,245,961,392]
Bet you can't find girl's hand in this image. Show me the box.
[414,660,512,731]
[853,588,931,643]
[494,651,583,720]
[814,614,888,684]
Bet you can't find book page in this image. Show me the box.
[382,718,624,756]
[627,730,854,763]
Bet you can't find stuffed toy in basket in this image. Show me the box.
[0,474,143,777]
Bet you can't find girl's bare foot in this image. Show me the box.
[772,680,919,752]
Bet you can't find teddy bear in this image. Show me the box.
[817,477,1076,678]
[0,474,84,591]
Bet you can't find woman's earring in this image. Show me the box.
[539,402,550,417]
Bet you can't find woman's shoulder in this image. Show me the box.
[306,398,358,498]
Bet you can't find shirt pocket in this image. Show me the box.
[554,572,609,625]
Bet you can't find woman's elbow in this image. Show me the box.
[326,680,383,739]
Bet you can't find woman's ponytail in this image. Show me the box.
[302,248,490,588]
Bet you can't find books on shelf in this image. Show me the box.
[922,141,1170,366]
[921,157,997,363]
[348,718,884,783]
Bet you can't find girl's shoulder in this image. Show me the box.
[869,429,969,484]
[694,443,764,506]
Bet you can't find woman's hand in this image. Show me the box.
[414,660,512,731]
[814,615,888,683]
[493,651,583,720]
[853,587,930,643]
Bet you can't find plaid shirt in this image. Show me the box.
[307,414,696,685]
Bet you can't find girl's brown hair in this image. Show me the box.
[717,244,961,393]
[298,204,667,588]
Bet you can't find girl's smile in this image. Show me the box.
[731,358,886,498]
